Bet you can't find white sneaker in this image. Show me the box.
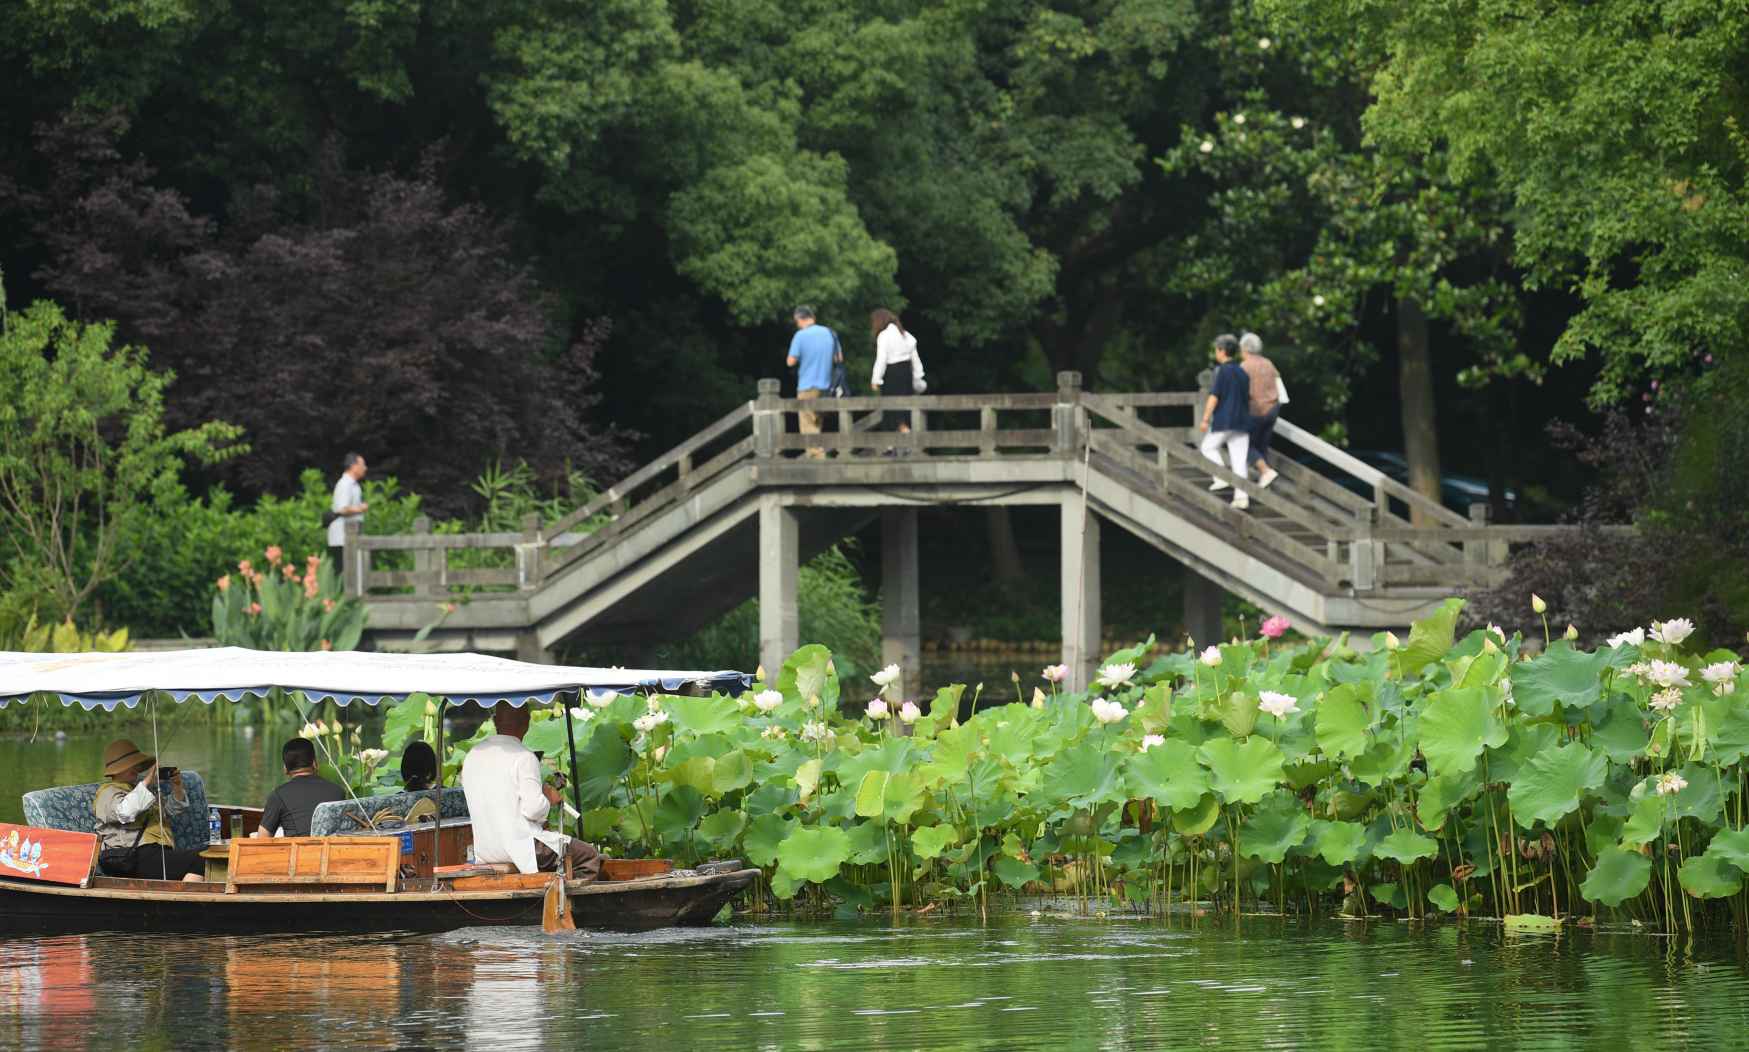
[1231,495,1250,511]
[1258,466,1280,488]
[1209,479,1230,492]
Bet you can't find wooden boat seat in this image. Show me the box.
[21,772,211,852]
[226,836,401,894]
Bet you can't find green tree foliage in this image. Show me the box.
[0,296,242,623]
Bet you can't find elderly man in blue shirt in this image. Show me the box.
[785,305,843,460]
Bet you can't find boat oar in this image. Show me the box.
[542,873,574,933]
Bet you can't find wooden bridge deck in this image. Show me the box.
[343,373,1578,688]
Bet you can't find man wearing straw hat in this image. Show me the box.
[93,738,205,881]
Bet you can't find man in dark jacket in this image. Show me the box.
[256,737,346,838]
[1200,334,1253,510]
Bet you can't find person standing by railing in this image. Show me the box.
[785,306,841,460]
[1200,334,1252,510]
[327,452,369,568]
[869,308,926,448]
[1238,332,1282,488]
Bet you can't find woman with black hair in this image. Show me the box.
[869,309,926,445]
[400,741,439,792]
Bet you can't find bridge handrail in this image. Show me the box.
[1272,418,1469,529]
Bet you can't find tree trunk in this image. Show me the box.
[1396,297,1441,525]
[986,507,1027,593]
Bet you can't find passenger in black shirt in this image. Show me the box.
[256,737,347,838]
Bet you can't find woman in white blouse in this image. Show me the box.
[869,308,926,437]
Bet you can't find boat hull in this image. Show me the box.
[0,869,757,936]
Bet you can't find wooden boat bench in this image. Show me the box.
[225,836,402,894]
[21,772,211,852]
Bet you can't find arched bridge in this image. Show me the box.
[344,373,1569,691]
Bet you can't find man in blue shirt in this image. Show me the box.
[1200,334,1253,510]
[785,306,842,459]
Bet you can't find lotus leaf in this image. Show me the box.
[1349,733,1416,787]
[1709,700,1749,766]
[666,756,718,797]
[1703,828,1749,872]
[1511,643,1610,717]
[845,819,890,865]
[1199,736,1286,804]
[582,807,621,840]
[1679,854,1744,899]
[1591,705,1652,763]
[794,758,823,803]
[1044,741,1125,806]
[882,772,926,824]
[929,683,966,724]
[1619,793,1667,846]
[778,644,837,710]
[1374,827,1438,864]
[1238,792,1311,863]
[854,771,890,819]
[664,696,742,737]
[911,824,959,860]
[1418,686,1507,778]
[1370,882,1406,909]
[1503,913,1560,932]
[1418,768,1481,831]
[1580,848,1652,906]
[1506,741,1607,828]
[743,813,795,867]
[1219,691,1260,739]
[697,809,747,848]
[992,854,1039,889]
[1124,739,1209,810]
[653,786,707,841]
[776,825,854,883]
[1663,764,1726,823]
[1428,883,1460,912]
[1487,723,1561,782]
[575,723,635,808]
[1398,598,1463,677]
[1308,819,1369,866]
[1282,758,1334,791]
[1315,683,1373,759]
[1172,794,1222,835]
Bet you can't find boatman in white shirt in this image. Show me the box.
[326,451,369,571]
[460,701,602,879]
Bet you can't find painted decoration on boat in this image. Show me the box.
[0,824,99,886]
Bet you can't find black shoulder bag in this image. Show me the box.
[98,822,147,876]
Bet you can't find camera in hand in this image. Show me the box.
[157,766,178,779]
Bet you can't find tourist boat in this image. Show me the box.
[0,649,758,935]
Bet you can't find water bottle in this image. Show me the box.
[209,807,222,845]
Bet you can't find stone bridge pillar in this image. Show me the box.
[758,494,799,682]
[881,508,921,699]
[1060,494,1102,691]
[1182,568,1224,650]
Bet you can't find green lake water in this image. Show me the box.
[8,733,1749,1050]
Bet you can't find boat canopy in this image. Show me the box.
[0,648,751,711]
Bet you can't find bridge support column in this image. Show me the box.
[515,632,552,665]
[1182,569,1224,649]
[759,495,799,682]
[881,508,921,698]
[1060,496,1101,691]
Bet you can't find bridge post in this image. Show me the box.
[1054,371,1083,457]
[1060,495,1102,691]
[881,508,922,698]
[515,632,552,664]
[342,519,367,598]
[1182,569,1224,648]
[754,378,783,459]
[759,494,799,681]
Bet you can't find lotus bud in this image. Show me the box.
[1384,631,1401,651]
[755,665,766,683]
[1564,624,1578,641]
[425,700,438,717]
[1531,594,1547,614]
[1011,670,1020,684]
[1031,687,1047,709]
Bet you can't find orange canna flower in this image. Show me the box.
[304,575,319,599]
[282,563,299,579]
[238,559,253,574]
[265,545,283,565]
[217,574,231,592]
[247,602,262,616]
[320,639,333,651]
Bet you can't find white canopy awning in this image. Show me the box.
[0,648,750,711]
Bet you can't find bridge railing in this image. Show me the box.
[346,372,1562,600]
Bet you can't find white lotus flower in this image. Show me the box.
[1257,37,1271,49]
[1140,734,1165,752]
[1233,113,1246,125]
[645,695,664,713]
[632,710,669,734]
[1258,691,1300,718]
[753,690,783,713]
[570,706,592,722]
[1313,294,1326,307]
[1655,772,1688,796]
[299,722,323,739]
[870,664,902,688]
[1096,662,1137,690]
[1199,140,1214,154]
[1042,664,1069,684]
[867,699,890,720]
[1383,631,1401,651]
[1646,661,1692,689]
[761,724,787,741]
[1648,688,1682,714]
[1089,698,1128,724]
[587,690,618,709]
[1199,646,1223,667]
[800,720,832,745]
[1650,618,1695,646]
[1608,628,1646,649]
[1702,661,1739,696]
[1290,116,1306,130]
[358,748,389,767]
[899,701,922,724]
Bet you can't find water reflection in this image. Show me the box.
[4,919,1749,1050]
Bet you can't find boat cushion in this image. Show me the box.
[21,771,210,852]
[308,787,469,837]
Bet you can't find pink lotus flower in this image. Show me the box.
[867,698,890,720]
[1042,664,1069,684]
[899,701,922,724]
[265,545,283,565]
[1259,615,1291,639]
[216,574,231,592]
